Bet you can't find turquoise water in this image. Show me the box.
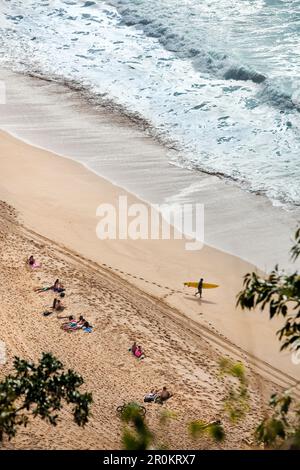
[0,0,299,206]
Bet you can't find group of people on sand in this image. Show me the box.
[129,342,173,404]
[29,257,174,405]
[52,296,65,312]
[29,257,93,333]
[61,315,93,333]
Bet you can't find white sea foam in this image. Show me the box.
[0,0,299,206]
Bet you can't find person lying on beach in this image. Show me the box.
[35,280,65,294]
[61,315,74,325]
[61,316,87,332]
[61,316,78,331]
[154,386,173,404]
[62,315,75,323]
[129,342,145,360]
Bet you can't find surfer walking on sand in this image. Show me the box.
[195,278,203,298]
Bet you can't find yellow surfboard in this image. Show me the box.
[184,282,219,289]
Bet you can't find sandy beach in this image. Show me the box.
[0,199,273,450]
[0,68,299,273]
[0,123,299,449]
[0,0,299,454]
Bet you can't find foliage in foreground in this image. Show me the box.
[219,358,250,423]
[119,359,249,449]
[119,369,230,451]
[119,403,154,450]
[0,352,92,442]
[188,420,225,443]
[237,228,300,352]
[119,402,226,450]
[2,231,299,449]
[237,227,300,448]
[256,391,300,449]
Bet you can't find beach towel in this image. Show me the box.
[61,322,77,331]
[37,286,52,293]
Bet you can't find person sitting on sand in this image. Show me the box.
[76,316,86,328]
[28,255,41,269]
[155,386,173,404]
[28,255,35,266]
[134,345,145,360]
[35,286,52,293]
[61,315,75,329]
[130,342,137,355]
[62,322,78,332]
[35,279,64,294]
[53,279,65,293]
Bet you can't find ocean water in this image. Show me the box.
[0,0,299,207]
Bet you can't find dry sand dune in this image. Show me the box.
[0,200,283,450]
